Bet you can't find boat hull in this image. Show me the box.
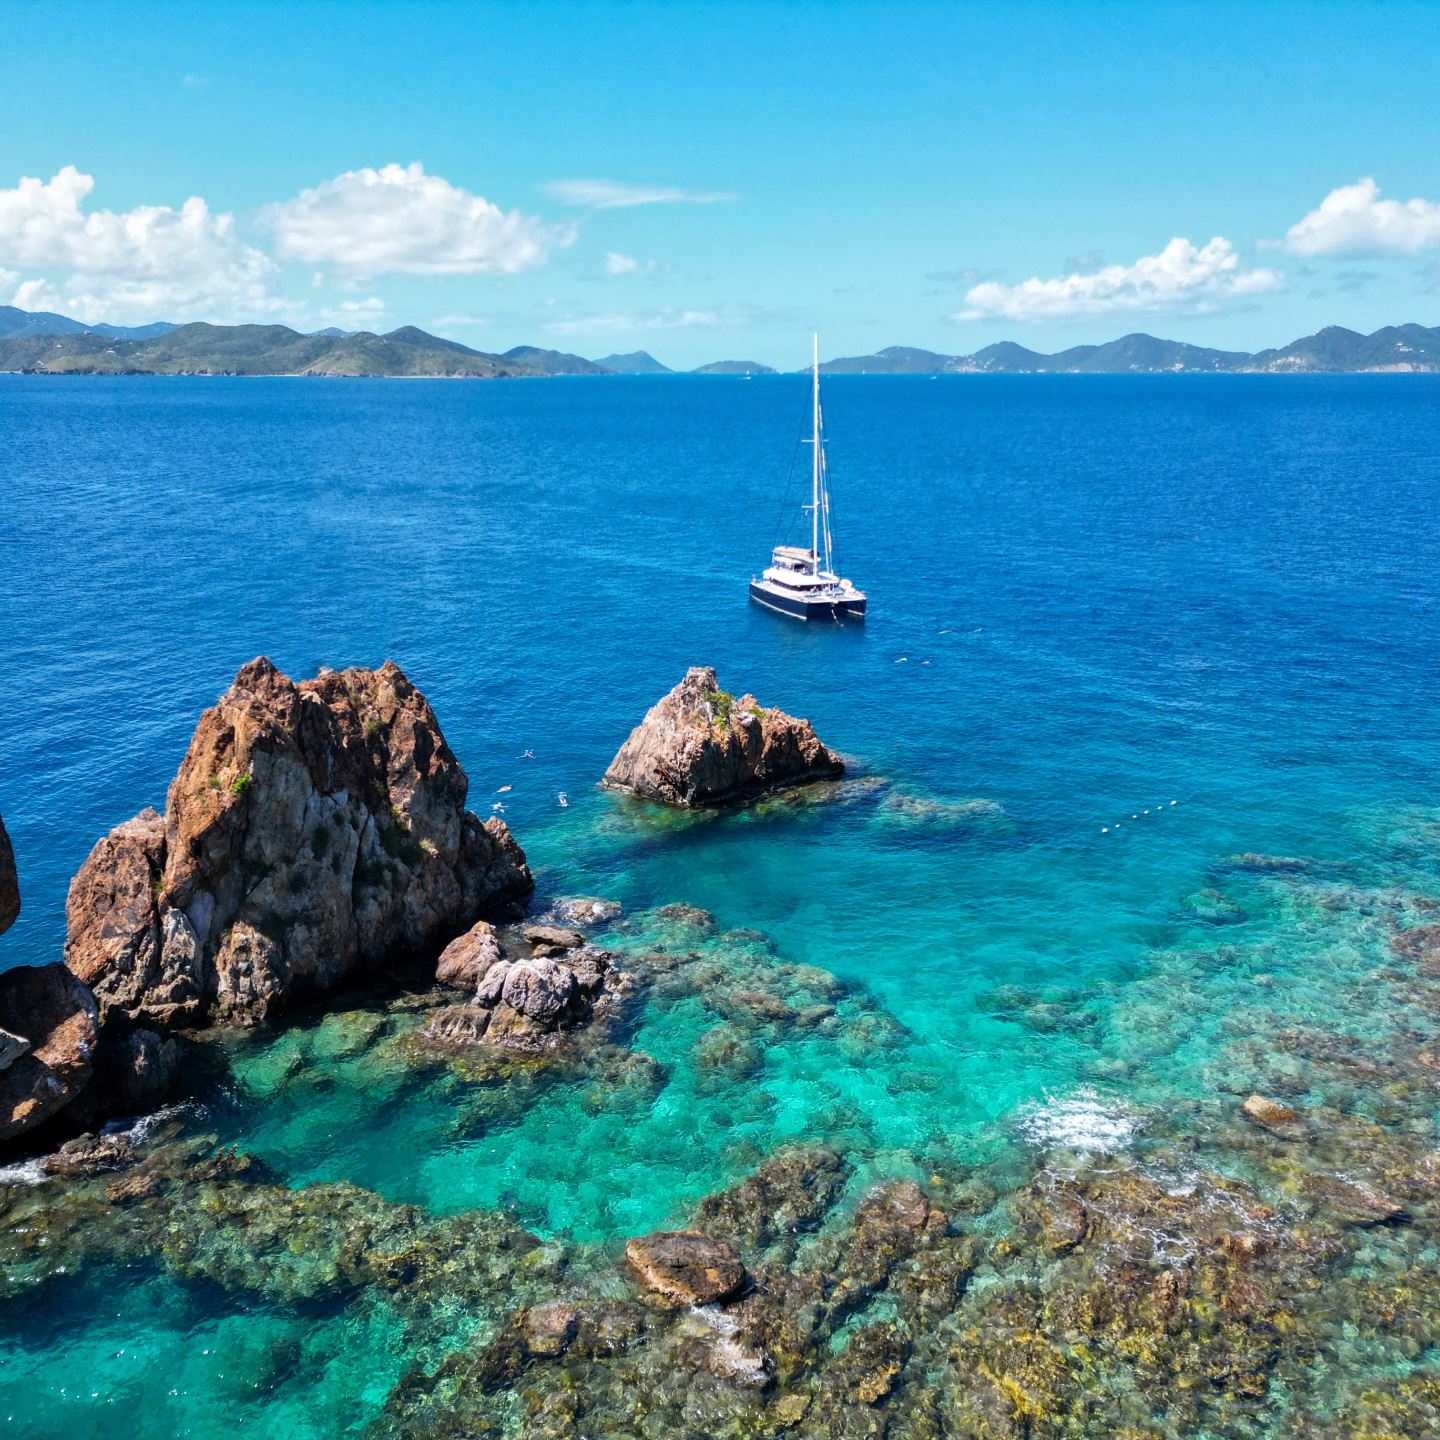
[749,581,866,622]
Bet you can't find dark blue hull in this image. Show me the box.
[749,581,866,622]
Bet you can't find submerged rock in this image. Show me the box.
[603,666,843,806]
[624,1229,746,1306]
[0,963,99,1142]
[64,657,533,1029]
[1241,1093,1309,1135]
[39,1130,137,1175]
[551,896,622,926]
[0,805,17,935]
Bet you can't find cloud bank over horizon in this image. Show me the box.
[262,163,570,277]
[0,166,281,323]
[1267,178,1440,259]
[0,160,1435,355]
[956,237,1284,323]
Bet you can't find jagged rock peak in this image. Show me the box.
[65,656,533,1029]
[602,666,843,806]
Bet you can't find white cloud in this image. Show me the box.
[957,237,1283,322]
[545,179,738,209]
[0,166,282,322]
[543,305,751,334]
[603,251,666,277]
[319,296,387,326]
[1266,178,1440,258]
[263,162,568,277]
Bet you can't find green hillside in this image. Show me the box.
[0,323,545,377]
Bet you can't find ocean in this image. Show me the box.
[2,372,1439,1437]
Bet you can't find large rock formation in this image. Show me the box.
[0,963,100,1142]
[603,668,843,806]
[0,805,18,936]
[65,658,533,1028]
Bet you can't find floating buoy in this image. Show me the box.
[1102,827,1109,833]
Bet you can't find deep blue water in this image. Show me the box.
[2,373,1439,1435]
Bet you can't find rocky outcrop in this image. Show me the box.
[0,963,100,1142]
[422,943,621,1053]
[65,657,533,1028]
[603,667,843,806]
[0,805,17,936]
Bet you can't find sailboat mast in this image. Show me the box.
[811,334,820,573]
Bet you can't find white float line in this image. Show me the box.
[1102,800,1177,834]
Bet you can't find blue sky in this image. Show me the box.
[2,0,1439,366]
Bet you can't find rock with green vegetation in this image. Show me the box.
[602,666,843,806]
[64,657,532,1031]
[0,322,550,377]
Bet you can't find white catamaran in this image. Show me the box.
[748,336,867,622]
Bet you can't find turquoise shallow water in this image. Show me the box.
[1,373,1439,1435]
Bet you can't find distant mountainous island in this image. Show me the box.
[819,324,1440,374]
[0,305,1435,376]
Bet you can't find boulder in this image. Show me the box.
[0,963,100,1142]
[523,924,585,957]
[0,805,17,936]
[64,658,534,1028]
[436,919,503,990]
[427,947,617,1054]
[624,1229,746,1306]
[602,667,843,806]
[502,958,576,1017]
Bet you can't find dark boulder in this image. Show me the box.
[0,963,100,1143]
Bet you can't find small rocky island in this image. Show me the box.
[603,666,843,806]
[0,657,535,1143]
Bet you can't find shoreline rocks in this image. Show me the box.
[603,667,843,807]
[0,806,17,935]
[64,657,533,1030]
[0,963,99,1142]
